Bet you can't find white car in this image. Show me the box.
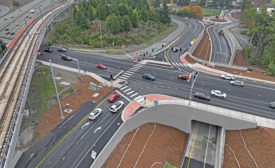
[88,108,102,120]
[110,101,124,113]
[211,90,227,98]
[221,74,234,80]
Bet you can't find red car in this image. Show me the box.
[108,93,120,103]
[178,74,190,80]
[96,64,107,69]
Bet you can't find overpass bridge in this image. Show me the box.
[0,1,74,167]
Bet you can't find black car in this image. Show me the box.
[44,48,53,53]
[270,101,275,109]
[10,32,15,36]
[143,73,156,81]
[60,54,72,61]
[194,92,210,101]
[57,48,67,52]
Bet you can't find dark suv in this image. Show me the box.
[143,73,156,81]
[44,48,53,53]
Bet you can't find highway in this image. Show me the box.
[0,0,58,44]
[4,9,275,168]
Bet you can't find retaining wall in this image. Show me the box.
[91,99,256,168]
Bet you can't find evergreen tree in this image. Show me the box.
[118,3,129,16]
[130,9,139,28]
[106,15,120,34]
[123,15,132,31]
[88,6,94,22]
[159,0,171,24]
[140,8,149,23]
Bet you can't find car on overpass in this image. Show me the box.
[88,108,102,120]
[270,101,275,109]
[60,54,73,61]
[57,48,67,52]
[230,80,244,87]
[194,92,210,101]
[110,101,124,112]
[221,74,234,80]
[96,64,107,69]
[44,48,53,53]
[211,90,227,98]
[143,73,156,81]
[178,74,190,80]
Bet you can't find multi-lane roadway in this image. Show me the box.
[14,10,275,168]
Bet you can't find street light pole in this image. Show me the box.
[50,59,64,119]
[73,58,80,76]
[189,72,199,105]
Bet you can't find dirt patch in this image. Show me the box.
[231,12,242,21]
[35,75,114,141]
[185,55,196,64]
[192,25,211,61]
[102,123,187,168]
[210,18,227,22]
[223,127,275,168]
[233,50,248,66]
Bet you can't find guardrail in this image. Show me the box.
[0,1,74,167]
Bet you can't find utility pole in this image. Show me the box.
[50,59,64,119]
[189,71,199,105]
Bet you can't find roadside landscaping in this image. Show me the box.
[202,8,222,17]
[103,123,187,168]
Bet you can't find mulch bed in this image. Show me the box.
[35,75,115,141]
[223,127,275,168]
[102,123,187,168]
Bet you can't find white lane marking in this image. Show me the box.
[114,70,124,79]
[124,88,131,92]
[129,67,141,71]
[134,96,144,102]
[133,64,143,67]
[130,93,138,97]
[116,90,131,102]
[81,122,90,129]
[120,86,128,90]
[175,63,179,66]
[127,91,135,95]
[93,126,102,133]
[172,63,176,66]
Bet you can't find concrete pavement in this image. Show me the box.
[0,5,9,17]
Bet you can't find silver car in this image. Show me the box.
[211,90,227,98]
[88,108,102,120]
[221,74,234,80]
[230,80,244,87]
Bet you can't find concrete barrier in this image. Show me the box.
[91,99,257,168]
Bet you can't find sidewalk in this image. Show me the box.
[68,16,187,60]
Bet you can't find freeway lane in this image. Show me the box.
[17,92,127,168]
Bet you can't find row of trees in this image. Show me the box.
[0,40,6,55]
[176,5,203,18]
[73,0,171,34]
[242,6,275,75]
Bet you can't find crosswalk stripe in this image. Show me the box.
[172,63,176,66]
[179,63,183,66]
[175,63,179,66]
[124,72,133,76]
[122,74,131,78]
[130,93,138,97]
[119,76,128,80]
[135,95,143,101]
[124,88,131,92]
[127,91,135,95]
[120,86,128,90]
[126,71,134,74]
[133,64,143,67]
[129,67,141,71]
